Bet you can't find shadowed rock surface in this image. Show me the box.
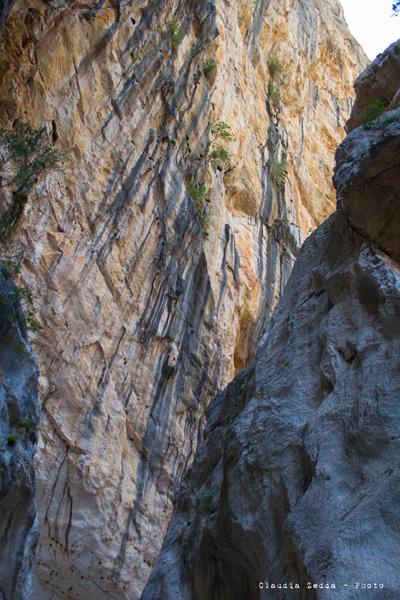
[143,46,400,600]
[346,39,400,132]
[0,266,39,600]
[337,43,400,261]
[0,0,14,33]
[335,107,400,261]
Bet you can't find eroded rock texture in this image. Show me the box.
[0,266,39,600]
[346,39,400,132]
[0,1,365,598]
[144,44,400,600]
[338,40,400,260]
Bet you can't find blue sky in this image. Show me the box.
[340,0,399,59]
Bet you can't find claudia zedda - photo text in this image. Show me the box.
[259,582,385,591]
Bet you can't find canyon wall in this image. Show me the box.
[143,41,400,600]
[0,267,39,600]
[0,0,366,598]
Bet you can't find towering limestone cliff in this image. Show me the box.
[144,41,400,600]
[0,1,366,598]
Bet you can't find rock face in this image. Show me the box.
[0,1,366,598]
[346,40,400,132]
[338,40,400,261]
[143,44,400,600]
[0,1,15,33]
[336,107,400,261]
[0,266,39,600]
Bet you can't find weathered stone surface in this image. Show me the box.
[335,107,400,261]
[0,0,15,33]
[144,49,400,600]
[346,39,400,132]
[0,1,366,598]
[0,266,39,600]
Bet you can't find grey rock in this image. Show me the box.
[334,107,400,261]
[0,266,39,600]
[346,39,400,132]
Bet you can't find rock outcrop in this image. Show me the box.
[143,42,400,600]
[346,40,400,131]
[0,1,366,598]
[0,266,39,600]
[338,40,400,261]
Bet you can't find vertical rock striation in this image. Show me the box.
[0,1,366,598]
[143,41,400,600]
[0,266,39,600]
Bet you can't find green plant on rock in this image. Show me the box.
[130,49,141,63]
[206,121,236,171]
[15,286,41,333]
[7,433,18,447]
[268,81,281,108]
[267,55,284,79]
[199,494,214,512]
[270,156,288,190]
[17,417,36,437]
[210,121,236,142]
[170,17,184,49]
[0,271,42,334]
[15,340,27,357]
[0,122,59,241]
[203,58,217,79]
[145,557,154,568]
[208,146,231,169]
[364,99,387,125]
[187,183,211,238]
[187,183,207,202]
[1,258,21,275]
